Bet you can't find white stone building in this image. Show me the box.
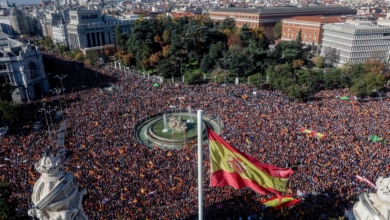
[0,32,49,102]
[320,21,390,66]
[52,23,68,46]
[66,8,136,50]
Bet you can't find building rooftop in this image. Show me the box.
[212,6,356,15]
[284,15,347,24]
[323,21,390,34]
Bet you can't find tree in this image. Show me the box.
[0,83,11,101]
[296,30,302,46]
[239,25,253,48]
[248,74,261,86]
[86,51,99,67]
[292,59,304,69]
[115,25,127,50]
[149,52,162,71]
[323,67,350,89]
[122,54,135,67]
[220,17,236,32]
[350,72,385,97]
[200,55,210,73]
[162,30,170,44]
[55,43,68,54]
[323,47,338,67]
[273,21,282,39]
[184,71,203,84]
[0,179,16,219]
[0,101,21,123]
[313,55,324,68]
[75,53,84,61]
[227,34,242,48]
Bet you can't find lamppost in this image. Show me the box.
[257,61,267,86]
[50,87,65,120]
[55,74,67,112]
[176,57,186,83]
[372,89,385,102]
[41,105,58,141]
[219,57,231,86]
[39,102,53,142]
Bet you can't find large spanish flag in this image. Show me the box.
[262,195,300,209]
[207,127,293,197]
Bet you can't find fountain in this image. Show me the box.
[162,114,169,132]
[187,106,194,123]
[135,111,222,150]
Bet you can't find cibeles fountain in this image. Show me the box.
[135,106,222,150]
[353,176,390,220]
[28,150,88,220]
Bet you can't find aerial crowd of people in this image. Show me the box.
[1,50,389,219]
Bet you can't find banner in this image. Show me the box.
[356,175,376,189]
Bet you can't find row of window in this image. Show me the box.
[81,14,99,20]
[351,45,389,51]
[283,33,317,42]
[284,23,319,29]
[285,28,317,35]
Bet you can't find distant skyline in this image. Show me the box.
[8,0,41,5]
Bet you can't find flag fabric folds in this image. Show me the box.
[340,96,350,101]
[207,127,294,198]
[368,135,383,143]
[299,128,325,140]
[262,195,300,209]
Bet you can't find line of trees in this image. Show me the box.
[38,16,389,101]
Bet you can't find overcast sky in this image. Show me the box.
[9,0,41,5]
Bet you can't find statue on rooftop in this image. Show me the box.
[28,150,88,220]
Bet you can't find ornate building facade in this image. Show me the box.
[209,6,357,39]
[66,8,135,50]
[0,32,49,102]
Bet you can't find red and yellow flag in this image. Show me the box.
[207,127,293,198]
[262,195,300,209]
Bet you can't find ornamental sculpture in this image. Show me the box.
[353,176,390,220]
[168,116,188,132]
[28,150,88,220]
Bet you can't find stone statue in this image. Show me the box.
[168,116,188,132]
[353,176,390,220]
[28,150,88,220]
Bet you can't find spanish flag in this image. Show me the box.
[263,195,300,209]
[208,127,293,198]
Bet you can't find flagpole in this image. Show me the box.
[197,110,203,220]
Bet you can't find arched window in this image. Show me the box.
[28,62,39,79]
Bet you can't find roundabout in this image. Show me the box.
[135,111,222,150]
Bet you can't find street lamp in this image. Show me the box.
[372,89,385,102]
[55,74,67,113]
[50,87,65,121]
[176,57,186,83]
[40,105,58,142]
[39,102,53,142]
[257,61,268,86]
[219,57,231,86]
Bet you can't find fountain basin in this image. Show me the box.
[135,112,222,150]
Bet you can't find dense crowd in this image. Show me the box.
[1,51,389,219]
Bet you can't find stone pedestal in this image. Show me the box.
[353,177,390,220]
